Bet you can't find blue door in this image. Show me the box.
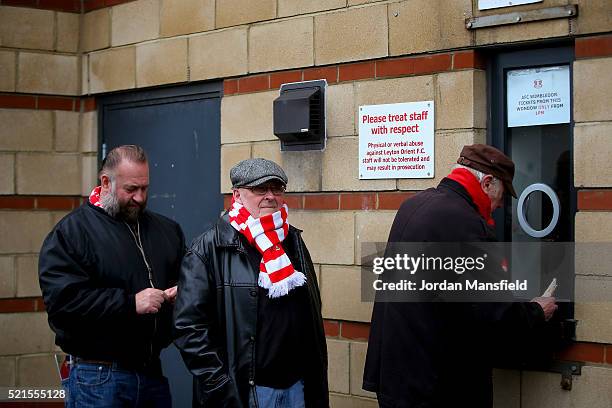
[99,81,223,407]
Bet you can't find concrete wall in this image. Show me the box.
[1,0,611,404]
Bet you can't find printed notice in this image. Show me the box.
[359,101,434,180]
[507,65,570,128]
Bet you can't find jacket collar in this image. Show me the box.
[438,177,481,215]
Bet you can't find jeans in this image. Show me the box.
[249,380,305,408]
[62,362,171,408]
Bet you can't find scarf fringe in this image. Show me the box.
[259,271,307,298]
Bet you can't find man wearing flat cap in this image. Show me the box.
[174,158,328,408]
[363,144,557,407]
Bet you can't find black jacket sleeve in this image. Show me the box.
[38,224,136,327]
[173,249,242,408]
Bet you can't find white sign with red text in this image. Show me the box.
[359,101,434,179]
[507,65,570,128]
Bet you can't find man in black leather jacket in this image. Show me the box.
[174,158,329,408]
[39,145,185,407]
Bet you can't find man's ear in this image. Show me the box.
[232,188,242,204]
[481,175,495,192]
[100,174,111,192]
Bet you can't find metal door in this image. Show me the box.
[99,81,223,407]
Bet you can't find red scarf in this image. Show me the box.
[89,186,102,207]
[446,168,495,226]
[228,199,306,298]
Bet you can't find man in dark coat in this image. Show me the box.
[39,145,185,407]
[174,158,328,408]
[363,144,557,408]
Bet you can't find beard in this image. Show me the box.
[99,182,146,223]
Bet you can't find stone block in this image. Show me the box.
[252,141,323,192]
[17,53,79,95]
[111,0,160,46]
[574,123,612,187]
[0,109,53,152]
[189,27,248,81]
[55,111,79,152]
[327,339,350,394]
[16,153,80,195]
[574,58,612,123]
[573,0,612,35]
[0,313,54,355]
[327,83,355,137]
[81,155,98,197]
[492,369,520,408]
[322,136,396,191]
[476,19,569,46]
[349,0,382,4]
[575,243,612,278]
[280,150,323,192]
[521,366,612,408]
[249,17,313,73]
[355,211,395,264]
[329,394,378,408]
[575,276,612,343]
[388,0,471,56]
[576,212,612,242]
[221,91,277,144]
[220,143,251,193]
[398,130,484,191]
[17,354,60,387]
[0,357,16,386]
[0,50,16,92]
[89,47,136,93]
[350,341,376,398]
[0,211,52,254]
[279,0,345,17]
[16,255,40,298]
[290,211,355,265]
[136,38,187,88]
[321,265,372,322]
[82,8,110,52]
[355,76,434,110]
[80,111,98,153]
[81,54,89,95]
[56,12,79,53]
[0,256,15,298]
[161,0,214,37]
[0,7,54,50]
[0,153,14,194]
[216,0,276,28]
[315,5,388,65]
[437,70,486,130]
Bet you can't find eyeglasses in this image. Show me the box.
[246,185,286,196]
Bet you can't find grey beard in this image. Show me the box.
[99,188,120,218]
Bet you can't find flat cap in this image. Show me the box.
[230,158,288,188]
[457,144,517,198]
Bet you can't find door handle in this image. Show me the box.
[517,183,560,238]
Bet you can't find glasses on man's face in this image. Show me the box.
[247,184,286,196]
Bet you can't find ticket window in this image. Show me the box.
[489,45,576,358]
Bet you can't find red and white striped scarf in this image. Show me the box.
[228,199,306,298]
[89,186,102,207]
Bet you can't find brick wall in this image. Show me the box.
[1,0,611,405]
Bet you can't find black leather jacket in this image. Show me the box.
[174,214,329,408]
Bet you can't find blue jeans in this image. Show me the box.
[63,362,171,408]
[249,380,305,408]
